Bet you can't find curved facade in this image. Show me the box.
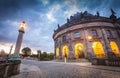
[53,11,120,60]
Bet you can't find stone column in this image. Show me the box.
[68,33,74,59]
[101,28,112,58]
[54,42,56,59]
[59,38,62,59]
[14,30,24,55]
[9,21,26,61]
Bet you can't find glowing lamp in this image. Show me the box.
[88,36,92,40]
[20,21,26,30]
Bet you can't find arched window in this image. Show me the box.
[74,43,84,59]
[56,48,59,58]
[62,45,69,59]
[91,29,97,36]
[110,41,120,57]
[92,42,105,58]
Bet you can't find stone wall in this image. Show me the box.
[0,61,21,78]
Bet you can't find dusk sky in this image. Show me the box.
[0,0,120,54]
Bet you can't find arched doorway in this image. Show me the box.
[74,43,84,59]
[92,42,105,58]
[110,41,120,57]
[62,45,69,59]
[56,48,59,58]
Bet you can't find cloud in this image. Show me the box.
[0,42,15,53]
[46,12,56,22]
[64,5,80,18]
[46,4,61,22]
[42,0,49,5]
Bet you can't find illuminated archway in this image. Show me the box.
[62,45,69,59]
[56,48,59,58]
[92,42,105,58]
[74,43,84,59]
[110,41,120,57]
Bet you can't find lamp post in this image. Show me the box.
[9,21,26,61]
[9,45,13,57]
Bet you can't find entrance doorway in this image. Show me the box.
[62,45,69,59]
[92,42,105,58]
[74,43,84,59]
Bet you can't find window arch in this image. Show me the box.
[56,48,59,58]
[110,41,120,57]
[74,43,84,59]
[92,42,105,58]
[62,45,69,59]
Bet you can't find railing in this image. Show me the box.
[0,61,21,78]
[91,58,120,67]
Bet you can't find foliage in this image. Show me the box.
[22,47,31,57]
[30,54,37,58]
[39,52,54,60]
[47,53,54,59]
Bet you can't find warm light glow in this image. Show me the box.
[20,21,26,29]
[88,36,92,40]
[110,41,120,57]
[74,43,84,59]
[92,42,105,58]
[62,45,69,59]
[56,48,59,58]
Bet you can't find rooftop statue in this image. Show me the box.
[69,11,95,23]
[110,9,117,21]
[96,11,100,17]
[111,9,116,15]
[58,24,60,28]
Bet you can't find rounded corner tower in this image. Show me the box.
[53,11,120,60]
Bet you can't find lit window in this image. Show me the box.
[106,30,112,37]
[91,29,97,36]
[62,35,66,41]
[74,32,80,38]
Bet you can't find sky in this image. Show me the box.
[0,0,120,54]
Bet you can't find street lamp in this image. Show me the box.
[20,21,26,31]
[9,21,26,61]
[88,36,92,40]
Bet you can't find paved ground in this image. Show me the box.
[11,59,120,78]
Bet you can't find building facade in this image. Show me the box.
[53,10,120,60]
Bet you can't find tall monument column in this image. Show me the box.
[9,21,26,60]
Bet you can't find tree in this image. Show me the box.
[22,47,31,57]
[37,50,41,60]
[47,53,54,60]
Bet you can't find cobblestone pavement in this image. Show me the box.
[11,59,120,78]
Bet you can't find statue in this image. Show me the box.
[96,11,100,17]
[111,8,116,15]
[67,18,69,23]
[110,8,117,21]
[58,24,60,28]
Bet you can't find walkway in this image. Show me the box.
[10,59,120,78]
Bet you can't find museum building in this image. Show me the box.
[53,10,120,60]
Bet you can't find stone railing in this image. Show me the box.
[0,61,21,78]
[91,58,120,67]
